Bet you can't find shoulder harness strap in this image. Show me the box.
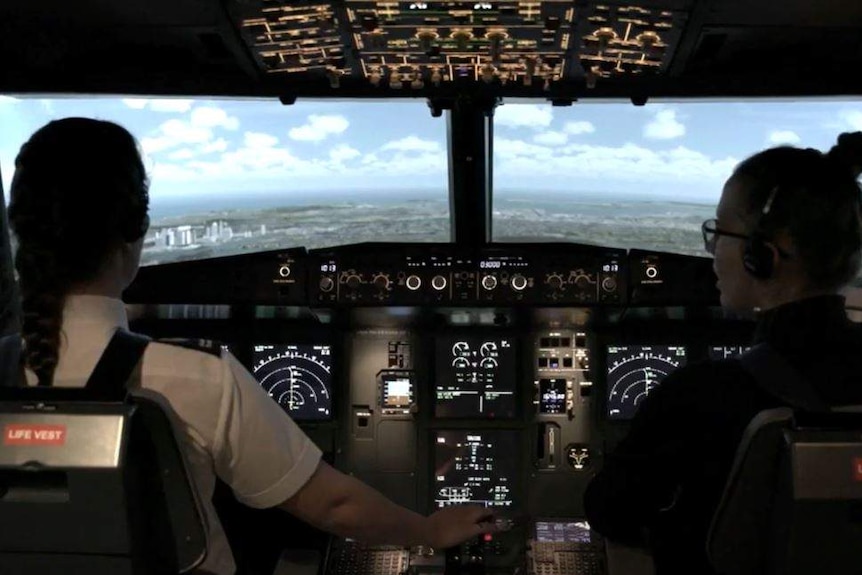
[85,330,151,400]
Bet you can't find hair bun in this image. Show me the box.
[828,132,862,178]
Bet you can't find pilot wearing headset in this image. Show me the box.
[6,118,498,575]
[584,133,862,574]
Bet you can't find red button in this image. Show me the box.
[483,534,493,542]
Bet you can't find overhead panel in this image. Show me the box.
[231,1,690,93]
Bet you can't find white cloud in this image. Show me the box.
[191,106,239,130]
[495,138,737,196]
[201,138,229,154]
[169,149,196,161]
[533,131,568,146]
[244,132,279,148]
[564,121,596,135]
[122,98,149,109]
[381,136,440,153]
[330,144,361,163]
[839,109,862,131]
[644,109,686,140]
[768,130,801,145]
[495,104,553,129]
[289,115,349,142]
[121,98,194,113]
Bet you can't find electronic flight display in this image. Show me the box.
[534,520,594,544]
[435,336,516,418]
[539,379,567,414]
[252,344,333,421]
[380,371,415,415]
[433,430,518,509]
[708,345,752,360]
[606,345,687,420]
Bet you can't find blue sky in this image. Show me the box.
[2,95,861,210]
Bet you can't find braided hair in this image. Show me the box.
[732,132,862,291]
[7,118,149,386]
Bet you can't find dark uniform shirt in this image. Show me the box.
[584,295,862,575]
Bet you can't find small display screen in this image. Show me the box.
[435,336,517,418]
[535,520,593,543]
[606,345,687,420]
[433,430,518,509]
[252,344,333,421]
[539,379,567,414]
[708,345,751,360]
[381,372,414,411]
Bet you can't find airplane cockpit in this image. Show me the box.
[3,1,862,574]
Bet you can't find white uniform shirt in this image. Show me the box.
[28,295,323,575]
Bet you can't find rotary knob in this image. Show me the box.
[373,273,391,290]
[431,275,447,291]
[511,274,528,291]
[481,274,498,291]
[319,276,335,293]
[345,274,362,289]
[547,274,564,290]
[406,275,422,291]
[573,273,591,289]
[278,264,291,278]
[602,276,618,292]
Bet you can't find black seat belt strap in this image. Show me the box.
[739,343,828,412]
[85,330,150,400]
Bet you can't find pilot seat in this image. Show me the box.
[0,331,208,575]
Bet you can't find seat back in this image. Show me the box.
[0,387,208,575]
[708,407,862,575]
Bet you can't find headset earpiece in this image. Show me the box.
[742,186,781,280]
[743,235,775,279]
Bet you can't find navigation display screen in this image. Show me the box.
[252,344,333,421]
[433,430,518,509]
[606,345,686,420]
[435,336,517,418]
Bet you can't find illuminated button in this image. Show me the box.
[406,275,422,290]
[278,265,291,278]
[431,275,448,290]
[319,276,335,293]
[645,265,659,279]
[511,274,528,291]
[481,274,498,291]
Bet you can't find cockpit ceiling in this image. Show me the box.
[1,0,862,99]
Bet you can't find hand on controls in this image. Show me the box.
[425,505,501,549]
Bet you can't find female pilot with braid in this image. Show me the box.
[7,118,497,575]
[584,133,862,575]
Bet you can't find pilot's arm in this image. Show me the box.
[212,353,495,550]
[583,370,699,545]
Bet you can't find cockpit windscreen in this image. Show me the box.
[606,345,687,420]
[433,430,518,509]
[435,336,517,418]
[252,344,333,421]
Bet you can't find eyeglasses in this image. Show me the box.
[701,218,750,255]
[701,218,792,257]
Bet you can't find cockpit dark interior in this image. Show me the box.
[2,1,862,575]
